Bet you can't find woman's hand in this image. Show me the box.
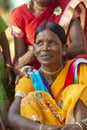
[14,49,35,75]
[14,59,25,75]
[15,66,36,85]
[36,123,81,130]
[49,124,81,130]
[5,67,15,87]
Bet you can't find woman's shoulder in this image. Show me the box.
[12,4,28,16]
[16,76,34,91]
[11,3,33,21]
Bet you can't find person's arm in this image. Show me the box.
[7,97,87,130]
[73,99,87,130]
[0,112,6,130]
[64,18,87,60]
[7,96,57,130]
[7,96,40,130]
[14,37,27,59]
[53,99,87,130]
[0,32,12,66]
[0,32,15,86]
[7,76,58,130]
[14,37,35,75]
[74,99,87,121]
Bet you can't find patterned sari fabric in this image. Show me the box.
[0,16,10,124]
[15,57,87,125]
[11,0,87,45]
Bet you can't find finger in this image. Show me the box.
[20,66,34,73]
[15,72,25,85]
[8,80,14,88]
[33,69,37,72]
[15,75,19,85]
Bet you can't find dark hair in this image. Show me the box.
[34,22,66,44]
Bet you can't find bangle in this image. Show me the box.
[79,121,86,130]
[39,124,52,130]
[39,124,43,130]
[75,122,84,130]
[15,91,26,98]
[6,63,13,69]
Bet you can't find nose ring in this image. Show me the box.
[47,47,50,50]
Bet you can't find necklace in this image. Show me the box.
[40,65,63,75]
[34,1,45,10]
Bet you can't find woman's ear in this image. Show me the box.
[33,45,35,51]
[33,45,36,57]
[62,44,68,58]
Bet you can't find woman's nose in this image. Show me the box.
[42,42,50,50]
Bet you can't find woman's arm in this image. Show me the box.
[7,95,87,130]
[7,96,58,130]
[14,37,27,59]
[53,100,87,130]
[14,37,35,75]
[74,99,87,121]
[0,32,12,65]
[0,32,15,86]
[7,97,40,130]
[74,99,87,129]
[64,18,87,60]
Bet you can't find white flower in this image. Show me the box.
[53,7,62,16]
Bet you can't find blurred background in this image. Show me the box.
[0,0,29,62]
[0,0,87,62]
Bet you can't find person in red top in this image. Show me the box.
[11,0,87,74]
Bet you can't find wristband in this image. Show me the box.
[6,63,13,69]
[39,124,44,130]
[75,122,84,130]
[15,91,26,98]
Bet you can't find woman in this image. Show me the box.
[7,22,87,130]
[11,0,87,74]
[0,15,15,129]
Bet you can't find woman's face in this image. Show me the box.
[34,29,63,67]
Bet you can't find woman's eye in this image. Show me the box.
[36,41,43,46]
[50,41,57,45]
[36,41,57,47]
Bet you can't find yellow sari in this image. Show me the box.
[15,59,87,125]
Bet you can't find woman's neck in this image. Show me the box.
[40,65,63,75]
[40,62,63,74]
[39,64,63,85]
[35,0,52,9]
[29,0,53,16]
[33,1,45,15]
[34,1,45,9]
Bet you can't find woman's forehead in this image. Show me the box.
[36,29,59,40]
